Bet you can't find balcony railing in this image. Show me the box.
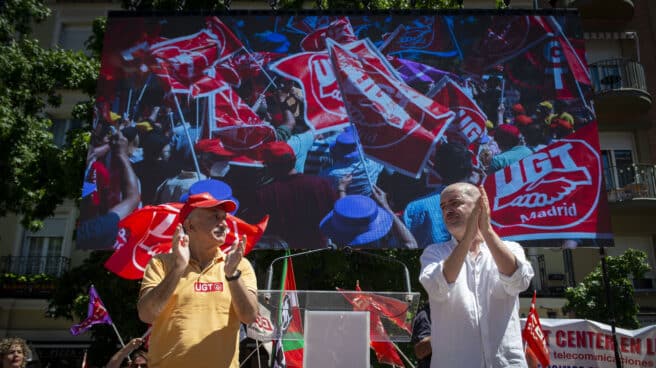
[589,59,652,115]
[606,164,656,202]
[590,59,648,94]
[0,256,70,277]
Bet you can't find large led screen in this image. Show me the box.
[78,11,613,255]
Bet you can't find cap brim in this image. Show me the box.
[192,198,237,213]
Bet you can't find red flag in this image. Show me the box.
[270,51,349,133]
[544,17,591,86]
[483,122,612,241]
[460,15,554,75]
[211,87,276,161]
[300,17,358,51]
[149,30,221,85]
[379,16,457,59]
[338,282,405,367]
[271,39,400,133]
[273,257,304,368]
[329,40,455,178]
[225,51,285,104]
[70,285,113,335]
[104,203,268,279]
[429,76,487,146]
[522,291,550,367]
[204,16,244,62]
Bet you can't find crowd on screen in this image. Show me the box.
[78,67,593,251]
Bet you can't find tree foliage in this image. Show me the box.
[563,249,651,329]
[0,0,97,230]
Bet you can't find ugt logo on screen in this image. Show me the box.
[490,139,601,230]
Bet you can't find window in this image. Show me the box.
[50,119,83,147]
[17,218,67,275]
[58,23,92,53]
[602,149,634,190]
[599,132,637,193]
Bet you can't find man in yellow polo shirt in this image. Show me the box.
[138,192,258,368]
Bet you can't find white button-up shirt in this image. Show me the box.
[419,239,534,368]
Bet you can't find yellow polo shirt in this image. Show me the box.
[141,251,257,368]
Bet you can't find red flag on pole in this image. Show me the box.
[300,17,358,51]
[70,285,113,335]
[329,40,454,178]
[522,291,550,367]
[338,282,405,367]
[104,203,268,279]
[272,256,304,368]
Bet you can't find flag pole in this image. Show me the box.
[172,93,203,180]
[391,341,415,368]
[599,245,623,368]
[348,122,375,193]
[110,322,126,347]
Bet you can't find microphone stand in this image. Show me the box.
[344,246,414,302]
[265,245,335,298]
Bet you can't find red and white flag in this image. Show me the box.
[522,291,550,367]
[338,282,405,367]
[204,16,245,62]
[271,39,400,133]
[211,87,277,163]
[270,51,349,133]
[300,17,358,51]
[104,203,268,279]
[329,40,454,178]
[429,76,487,146]
[484,122,613,241]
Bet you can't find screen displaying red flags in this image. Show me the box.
[522,291,550,367]
[272,256,304,368]
[104,203,268,279]
[329,40,454,178]
[70,285,113,336]
[484,122,612,241]
[83,13,609,250]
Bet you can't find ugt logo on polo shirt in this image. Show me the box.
[194,281,224,292]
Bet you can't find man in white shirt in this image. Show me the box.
[419,182,534,368]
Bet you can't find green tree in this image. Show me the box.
[563,248,651,329]
[0,0,97,230]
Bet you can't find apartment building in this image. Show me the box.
[0,0,654,364]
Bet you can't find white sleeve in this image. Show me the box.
[419,244,455,302]
[497,241,534,296]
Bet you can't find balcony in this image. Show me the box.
[569,0,634,25]
[590,59,652,116]
[606,164,656,203]
[0,256,70,298]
